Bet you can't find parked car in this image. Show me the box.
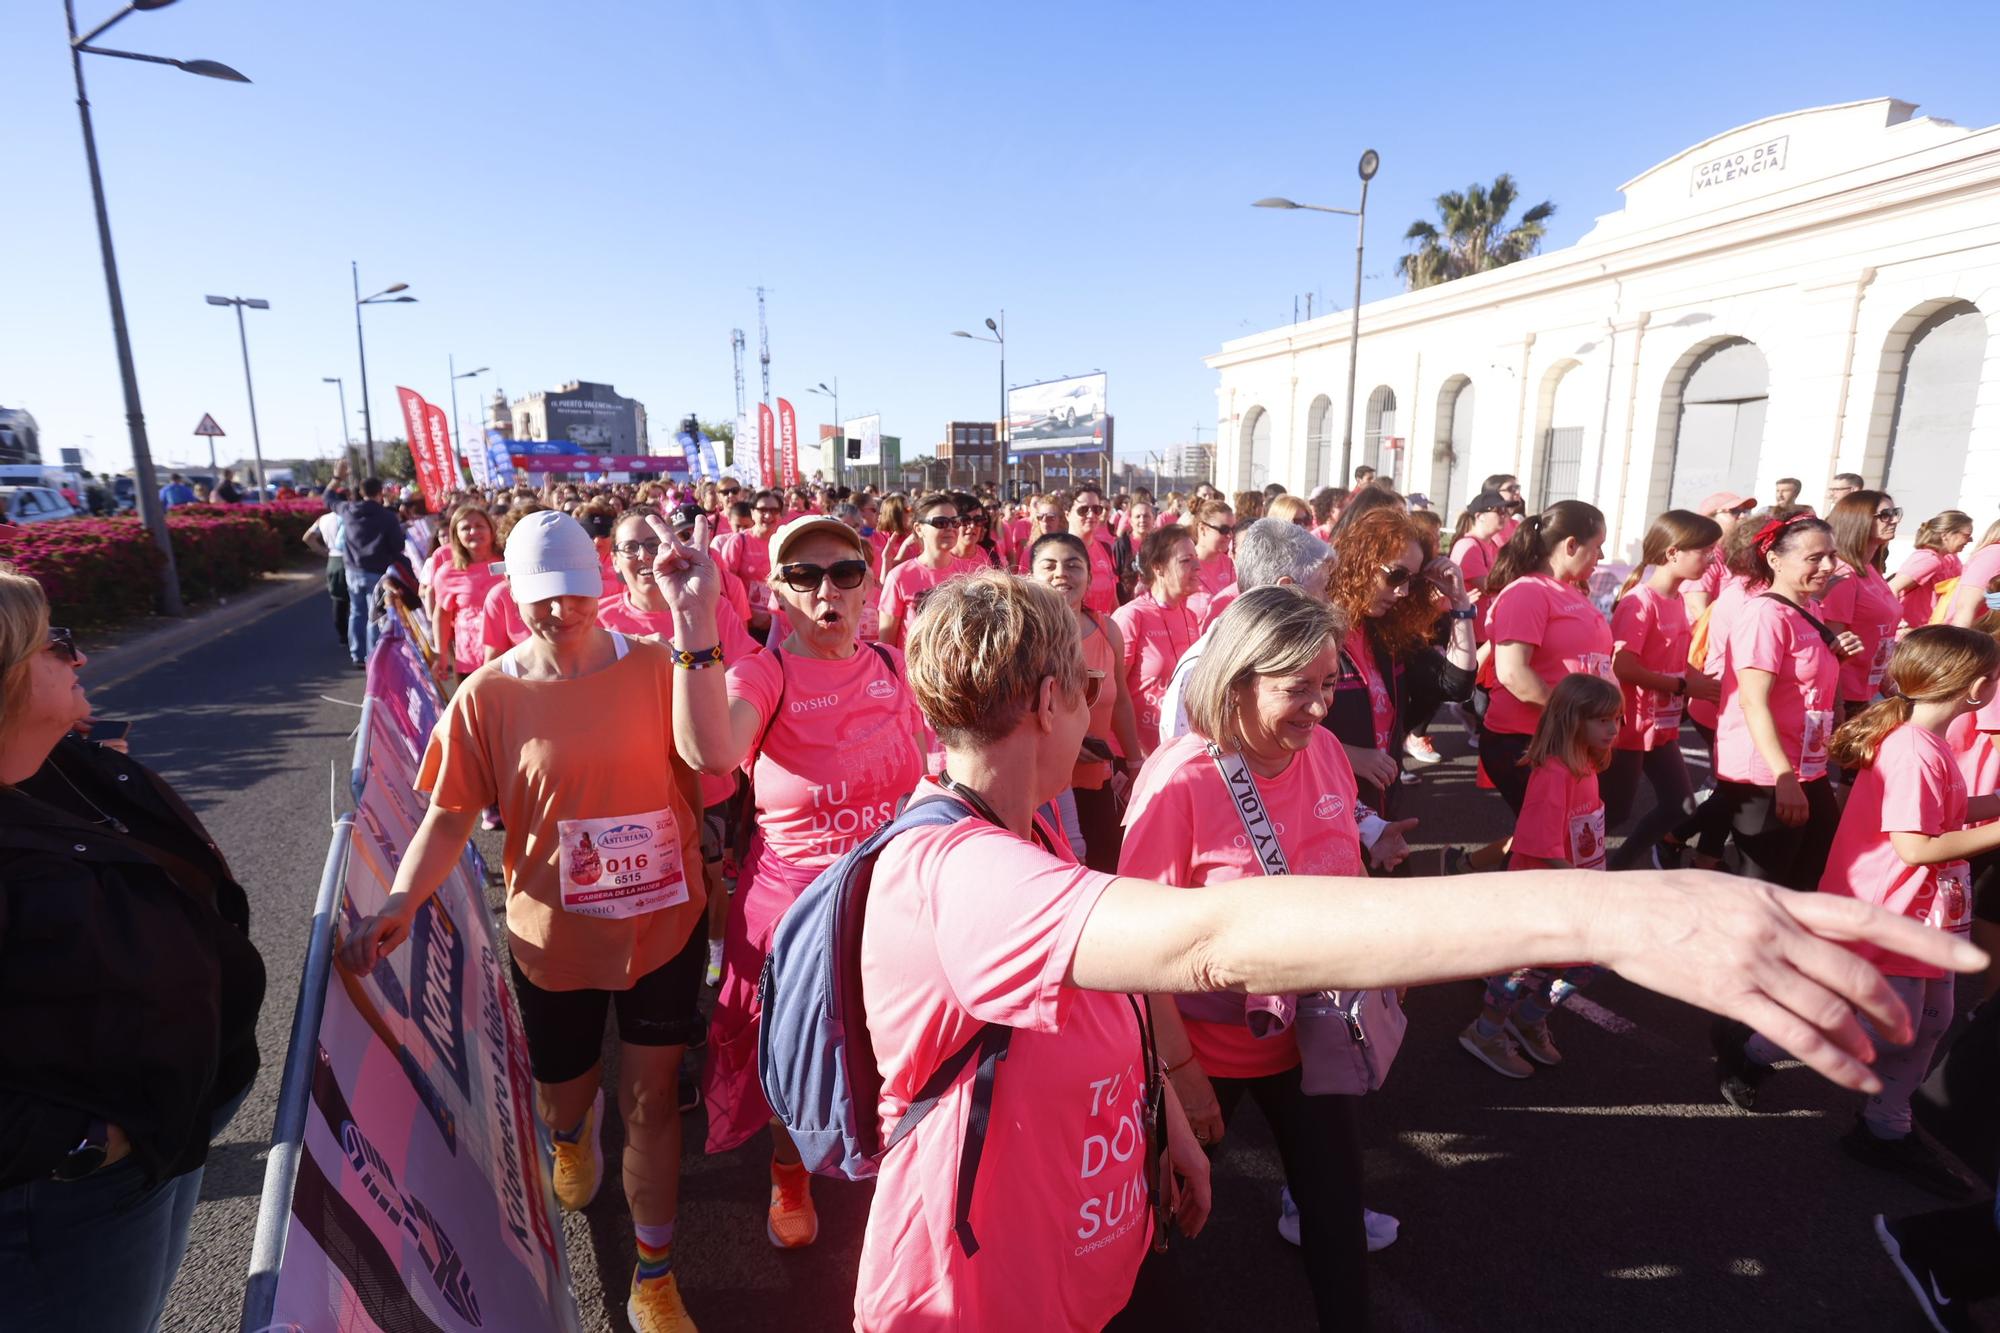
[0,486,80,525]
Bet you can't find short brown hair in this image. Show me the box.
[914,491,959,521]
[1183,586,1344,747]
[906,571,1083,747]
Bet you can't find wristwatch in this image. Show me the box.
[1449,608,1476,621]
[51,1119,111,1181]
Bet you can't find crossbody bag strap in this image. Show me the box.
[1208,743,1291,876]
[1758,591,1837,648]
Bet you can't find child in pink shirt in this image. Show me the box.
[1807,627,2000,1172]
[1459,673,1622,1079]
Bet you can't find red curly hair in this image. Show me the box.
[1324,509,1443,657]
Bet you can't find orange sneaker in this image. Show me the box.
[766,1160,818,1249]
[626,1269,699,1332]
[549,1089,603,1212]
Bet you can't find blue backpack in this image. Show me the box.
[757,796,1013,1257]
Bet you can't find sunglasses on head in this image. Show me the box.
[779,559,869,593]
[922,515,963,530]
[47,626,80,665]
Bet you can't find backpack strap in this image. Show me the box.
[884,1021,1012,1257]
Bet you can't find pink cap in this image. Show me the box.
[1699,491,1756,516]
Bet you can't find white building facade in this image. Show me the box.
[1207,99,2000,562]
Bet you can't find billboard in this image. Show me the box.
[537,383,644,454]
[1007,373,1107,453]
[844,414,882,467]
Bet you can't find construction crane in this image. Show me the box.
[730,329,747,422]
[757,286,772,407]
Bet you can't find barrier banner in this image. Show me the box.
[247,624,579,1333]
[758,402,776,486]
[777,397,799,487]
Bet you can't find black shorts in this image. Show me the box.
[700,799,730,865]
[1971,851,2000,926]
[508,927,705,1084]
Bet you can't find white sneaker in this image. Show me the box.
[704,938,724,987]
[1276,1189,1400,1253]
[1404,735,1444,765]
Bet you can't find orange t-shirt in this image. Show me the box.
[418,637,707,991]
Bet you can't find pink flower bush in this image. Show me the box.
[5,511,289,625]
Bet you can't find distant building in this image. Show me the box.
[509,381,647,454]
[940,420,1000,487]
[0,407,41,466]
[1164,442,1216,484]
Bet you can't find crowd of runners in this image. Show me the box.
[4,462,1996,1332]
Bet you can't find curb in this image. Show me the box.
[84,568,329,694]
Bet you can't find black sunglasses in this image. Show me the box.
[778,559,869,593]
[1204,521,1235,537]
[922,516,964,530]
[753,505,783,516]
[1380,565,1415,589]
[614,538,663,557]
[47,626,80,665]
[1073,504,1106,518]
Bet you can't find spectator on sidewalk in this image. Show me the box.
[302,501,349,647]
[328,472,410,668]
[211,469,243,505]
[158,472,195,508]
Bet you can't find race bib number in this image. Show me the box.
[557,809,689,919]
[1927,862,1974,935]
[1568,807,1608,871]
[1867,636,1895,693]
[1800,708,1835,781]
[1576,651,1616,684]
[1646,674,1686,735]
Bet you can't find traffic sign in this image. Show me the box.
[194,413,226,437]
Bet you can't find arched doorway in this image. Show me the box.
[1304,395,1333,493]
[1363,386,1397,486]
[1241,406,1271,490]
[1665,338,1768,511]
[1431,376,1473,518]
[1532,360,1590,506]
[1884,302,1985,539]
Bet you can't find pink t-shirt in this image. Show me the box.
[1110,591,1201,751]
[879,556,983,646]
[1819,724,1973,979]
[1715,595,1841,785]
[1081,538,1118,617]
[1819,561,1902,702]
[725,644,924,866]
[1687,574,1758,732]
[1196,553,1235,601]
[1945,541,2000,624]
[1119,731,1364,1079]
[1611,584,1689,751]
[1682,548,1728,609]
[1196,582,1240,634]
[858,796,1145,1331]
[713,529,774,615]
[1893,548,1959,631]
[478,579,533,658]
[1450,535,1498,591]
[1508,761,1606,870]
[433,564,504,674]
[1484,574,1616,736]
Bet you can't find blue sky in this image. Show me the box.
[6,0,1997,478]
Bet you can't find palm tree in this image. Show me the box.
[1398,174,1556,290]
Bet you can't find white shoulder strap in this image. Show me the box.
[1208,743,1291,876]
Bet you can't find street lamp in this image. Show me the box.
[352,263,416,477]
[68,0,251,615]
[806,379,839,486]
[449,357,488,472]
[205,295,269,500]
[1255,148,1379,489]
[322,376,350,476]
[951,311,1006,495]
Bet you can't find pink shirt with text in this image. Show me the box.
[1119,731,1364,1079]
[858,797,1145,1331]
[1715,595,1841,785]
[1819,561,1902,702]
[1818,724,1972,979]
[1508,760,1607,870]
[1611,584,1689,750]
[1484,574,1616,736]
[726,644,924,866]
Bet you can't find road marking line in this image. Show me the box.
[1493,1104,1823,1118]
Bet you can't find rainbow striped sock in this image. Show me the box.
[634,1221,675,1284]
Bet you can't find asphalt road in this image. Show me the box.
[101,590,1993,1332]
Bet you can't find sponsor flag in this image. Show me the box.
[423,402,459,493]
[777,398,798,487]
[758,403,776,487]
[396,387,447,512]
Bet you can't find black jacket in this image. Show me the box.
[1322,630,1474,813]
[335,496,406,574]
[0,736,265,1189]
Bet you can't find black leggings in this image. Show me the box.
[1073,783,1124,874]
[1705,778,1840,891]
[1478,726,1534,813]
[1601,745,1697,869]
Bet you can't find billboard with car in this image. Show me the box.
[1007,373,1107,453]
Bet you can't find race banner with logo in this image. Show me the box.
[246,624,579,1333]
[396,387,450,512]
[758,402,777,488]
[424,401,459,493]
[735,412,760,490]
[777,398,799,487]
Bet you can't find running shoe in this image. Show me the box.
[1404,735,1444,765]
[705,938,724,988]
[1711,1018,1769,1112]
[1444,846,1472,876]
[1505,1017,1563,1067]
[550,1089,604,1212]
[767,1161,819,1248]
[1458,1023,1533,1079]
[627,1269,700,1333]
[1838,1118,1978,1202]
[481,807,504,832]
[1274,1190,1400,1253]
[1873,1213,1972,1333]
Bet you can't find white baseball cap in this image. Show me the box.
[490,511,602,601]
[770,515,868,565]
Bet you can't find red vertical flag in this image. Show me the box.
[758,402,777,487]
[777,398,799,487]
[396,387,447,512]
[423,402,459,494]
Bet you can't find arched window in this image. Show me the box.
[1304,395,1333,493]
[1242,406,1271,490]
[1665,338,1767,511]
[1432,376,1473,518]
[1884,302,1985,537]
[1533,360,1590,506]
[1362,387,1397,486]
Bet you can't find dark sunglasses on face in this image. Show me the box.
[614,538,664,557]
[1034,512,1063,523]
[1204,522,1235,537]
[754,505,783,516]
[778,559,869,593]
[1073,504,1106,518]
[1876,507,1903,521]
[720,487,741,495]
[1380,565,1415,589]
[922,516,963,530]
[47,626,80,664]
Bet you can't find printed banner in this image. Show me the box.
[735,412,760,491]
[758,402,777,488]
[777,398,799,487]
[424,401,459,494]
[508,453,690,475]
[485,430,517,486]
[396,387,448,512]
[674,428,703,480]
[697,433,722,483]
[264,626,579,1333]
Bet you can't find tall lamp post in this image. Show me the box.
[68,0,250,615]
[1255,148,1379,489]
[807,379,839,487]
[352,263,416,477]
[321,376,351,476]
[205,294,269,500]
[449,357,488,477]
[951,310,1005,494]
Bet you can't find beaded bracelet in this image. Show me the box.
[673,644,725,670]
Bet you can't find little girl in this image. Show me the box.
[1812,625,2000,1193]
[1458,672,1623,1079]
